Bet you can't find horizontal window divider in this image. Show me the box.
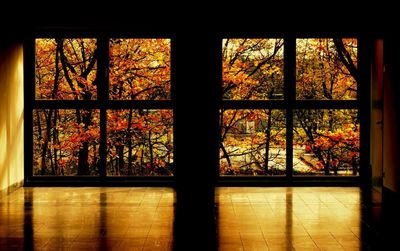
[33,32,100,39]
[218,176,360,186]
[32,100,173,109]
[25,179,175,187]
[33,31,174,39]
[26,176,174,182]
[220,101,287,109]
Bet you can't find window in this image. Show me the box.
[30,37,173,179]
[220,38,360,177]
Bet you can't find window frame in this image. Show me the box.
[24,30,176,186]
[218,35,366,185]
[24,30,369,187]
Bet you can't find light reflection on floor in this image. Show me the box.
[0,187,174,250]
[0,187,366,250]
[217,187,361,251]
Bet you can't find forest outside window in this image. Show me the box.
[220,38,360,177]
[32,37,173,177]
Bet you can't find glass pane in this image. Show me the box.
[109,39,171,100]
[33,109,100,176]
[293,109,360,176]
[222,39,284,100]
[296,38,358,100]
[220,109,286,175]
[35,38,97,100]
[106,109,173,176]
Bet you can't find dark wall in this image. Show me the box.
[383,37,400,193]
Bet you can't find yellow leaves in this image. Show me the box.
[109,38,171,100]
[223,39,284,100]
[296,38,358,100]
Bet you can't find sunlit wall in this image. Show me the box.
[0,42,24,193]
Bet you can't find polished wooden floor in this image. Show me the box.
[0,187,386,250]
[217,187,362,251]
[0,187,174,250]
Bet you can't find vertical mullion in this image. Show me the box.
[284,36,296,181]
[170,36,177,180]
[97,36,108,181]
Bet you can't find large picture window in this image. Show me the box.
[27,34,361,184]
[220,38,360,177]
[30,37,173,180]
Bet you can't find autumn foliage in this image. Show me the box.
[221,38,359,176]
[33,38,172,176]
[109,39,170,100]
[296,39,358,100]
[33,37,359,177]
[222,39,284,100]
[107,109,173,176]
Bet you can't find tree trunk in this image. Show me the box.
[41,109,53,175]
[352,156,357,175]
[78,142,89,175]
[76,109,91,175]
[52,109,58,175]
[328,152,334,175]
[264,109,272,174]
[149,131,153,175]
[116,145,124,175]
[58,39,96,175]
[127,109,133,175]
[219,142,232,171]
[140,147,144,175]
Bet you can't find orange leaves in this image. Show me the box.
[293,109,360,174]
[220,109,286,175]
[296,39,358,100]
[109,38,171,100]
[106,109,173,175]
[222,39,284,100]
[32,109,100,175]
[35,38,98,100]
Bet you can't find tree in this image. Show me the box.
[222,38,284,100]
[221,39,285,175]
[34,38,98,175]
[33,38,172,176]
[220,109,286,175]
[109,38,170,100]
[294,39,360,175]
[221,38,360,176]
[107,109,173,176]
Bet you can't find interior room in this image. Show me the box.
[1,7,399,250]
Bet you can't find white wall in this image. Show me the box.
[0,42,24,193]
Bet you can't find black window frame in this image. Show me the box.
[24,30,176,186]
[24,30,370,187]
[218,34,368,186]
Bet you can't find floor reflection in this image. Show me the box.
[0,187,174,250]
[217,187,362,251]
[2,186,396,250]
